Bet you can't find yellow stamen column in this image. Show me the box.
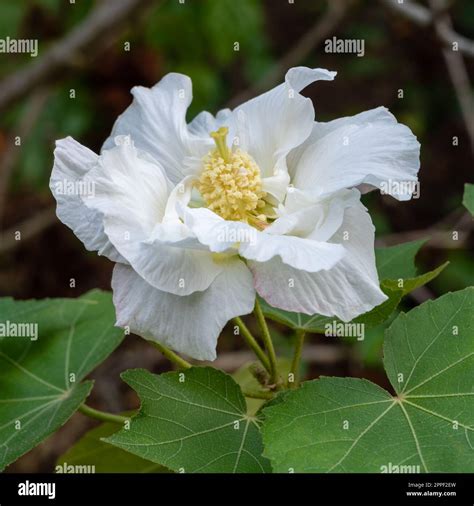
[197,126,269,225]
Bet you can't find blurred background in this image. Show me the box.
[0,0,473,471]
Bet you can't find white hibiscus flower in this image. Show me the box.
[50,67,420,361]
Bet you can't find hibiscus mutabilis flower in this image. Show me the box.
[50,67,420,361]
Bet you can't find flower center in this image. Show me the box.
[197,126,268,228]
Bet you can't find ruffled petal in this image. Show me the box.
[268,188,360,240]
[112,259,255,361]
[184,207,345,273]
[188,108,234,139]
[102,73,207,184]
[250,201,387,321]
[289,107,420,201]
[84,137,222,295]
[241,234,344,272]
[233,67,336,201]
[50,137,125,262]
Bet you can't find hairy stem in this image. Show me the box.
[289,329,306,388]
[79,404,129,425]
[233,317,271,373]
[149,340,192,369]
[242,388,274,400]
[253,299,279,385]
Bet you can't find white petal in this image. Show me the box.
[185,207,345,272]
[269,188,360,240]
[187,110,218,137]
[112,259,255,361]
[188,108,234,139]
[250,201,387,321]
[50,137,125,262]
[240,234,344,272]
[102,73,206,184]
[184,207,251,253]
[261,170,291,203]
[233,67,336,201]
[289,107,420,201]
[84,138,222,295]
[152,175,197,244]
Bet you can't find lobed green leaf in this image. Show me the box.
[56,416,167,473]
[262,288,474,472]
[0,290,124,470]
[104,367,271,473]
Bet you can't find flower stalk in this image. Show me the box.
[242,388,274,400]
[253,298,279,386]
[149,340,192,369]
[233,317,271,373]
[289,329,306,388]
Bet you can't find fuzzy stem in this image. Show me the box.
[149,341,192,369]
[289,329,306,388]
[233,317,271,373]
[242,388,274,400]
[79,404,129,425]
[253,299,278,385]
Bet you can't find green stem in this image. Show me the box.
[79,404,129,425]
[289,329,306,388]
[242,388,274,400]
[149,340,192,369]
[253,299,278,385]
[233,317,271,373]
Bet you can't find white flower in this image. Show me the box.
[50,67,420,361]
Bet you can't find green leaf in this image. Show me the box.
[381,261,449,295]
[105,367,271,473]
[357,312,399,367]
[262,288,474,472]
[56,416,167,473]
[375,239,426,280]
[376,239,448,295]
[463,183,474,216]
[0,290,124,470]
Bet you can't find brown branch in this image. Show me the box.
[380,0,474,57]
[376,210,472,249]
[429,0,474,153]
[0,89,50,228]
[409,286,435,304]
[0,0,157,250]
[0,0,154,113]
[0,206,56,254]
[227,0,354,108]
